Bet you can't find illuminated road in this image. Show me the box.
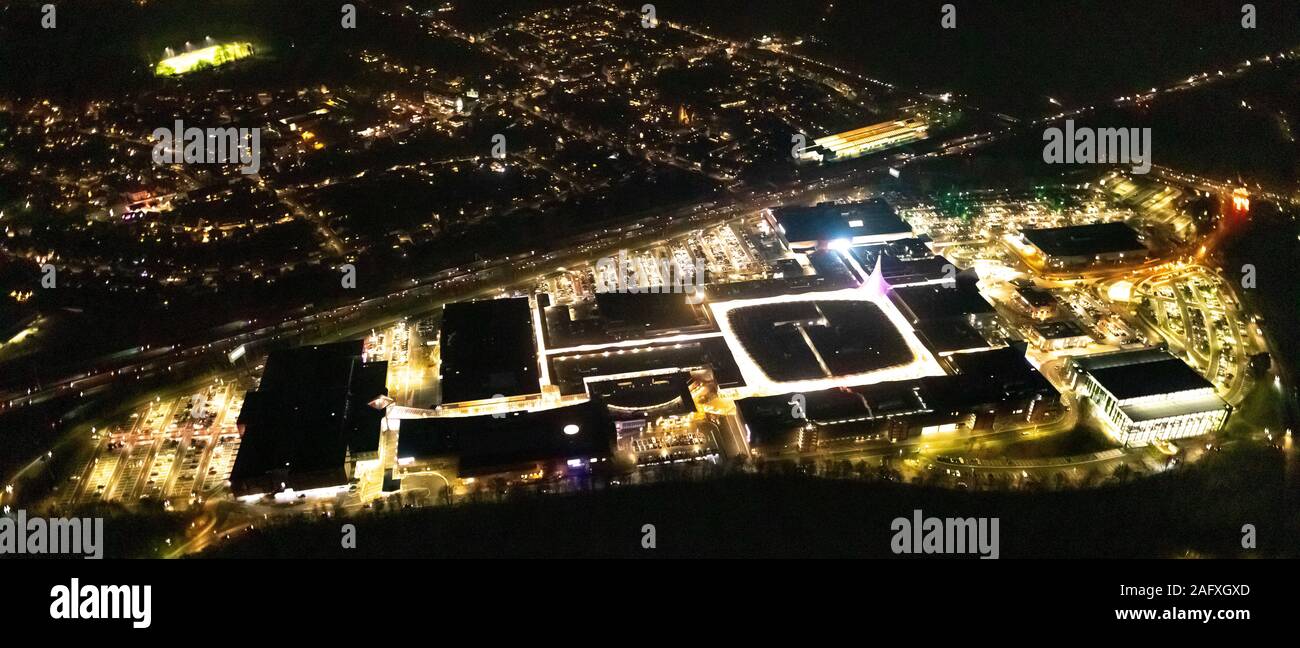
[1133,265,1253,406]
[272,183,349,256]
[5,8,1295,516]
[0,139,927,419]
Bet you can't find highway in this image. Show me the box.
[6,16,1295,513]
[0,132,938,420]
[10,16,1277,419]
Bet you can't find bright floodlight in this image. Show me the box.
[155,42,254,77]
[563,424,580,435]
[1107,280,1134,303]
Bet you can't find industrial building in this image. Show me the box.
[1066,348,1231,447]
[395,400,616,479]
[1018,222,1149,270]
[797,118,929,163]
[230,340,388,497]
[154,42,255,77]
[737,346,1060,452]
[769,199,912,250]
[437,297,542,408]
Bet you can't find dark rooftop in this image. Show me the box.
[1087,357,1215,401]
[1016,286,1058,308]
[947,345,1035,379]
[230,340,388,496]
[807,249,859,283]
[593,292,711,336]
[1071,347,1174,372]
[1022,222,1147,258]
[439,298,541,404]
[737,380,929,437]
[772,199,910,245]
[934,347,1059,407]
[548,337,744,396]
[726,299,913,382]
[877,255,956,285]
[704,272,854,301]
[587,372,697,420]
[542,292,714,348]
[847,238,935,270]
[396,400,615,477]
[890,283,995,323]
[914,319,994,354]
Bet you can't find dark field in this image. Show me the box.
[199,442,1296,559]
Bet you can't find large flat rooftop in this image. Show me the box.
[1022,222,1147,259]
[548,337,743,396]
[231,340,388,496]
[396,400,615,477]
[439,297,541,405]
[725,298,913,382]
[1088,357,1215,401]
[772,199,910,246]
[541,292,715,349]
[889,283,995,323]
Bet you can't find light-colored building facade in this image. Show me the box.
[1068,349,1230,447]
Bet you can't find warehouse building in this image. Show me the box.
[395,400,616,479]
[737,347,1059,452]
[1018,222,1149,270]
[769,199,912,251]
[437,297,542,408]
[796,118,929,163]
[231,341,389,497]
[1067,348,1230,447]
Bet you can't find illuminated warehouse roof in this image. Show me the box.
[799,118,930,162]
[771,199,911,248]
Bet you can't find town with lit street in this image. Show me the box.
[1,1,1298,567]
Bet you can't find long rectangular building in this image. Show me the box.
[396,400,616,478]
[737,347,1059,452]
[798,118,929,163]
[1067,348,1230,447]
[231,341,388,497]
[438,297,542,407]
[1019,222,1149,270]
